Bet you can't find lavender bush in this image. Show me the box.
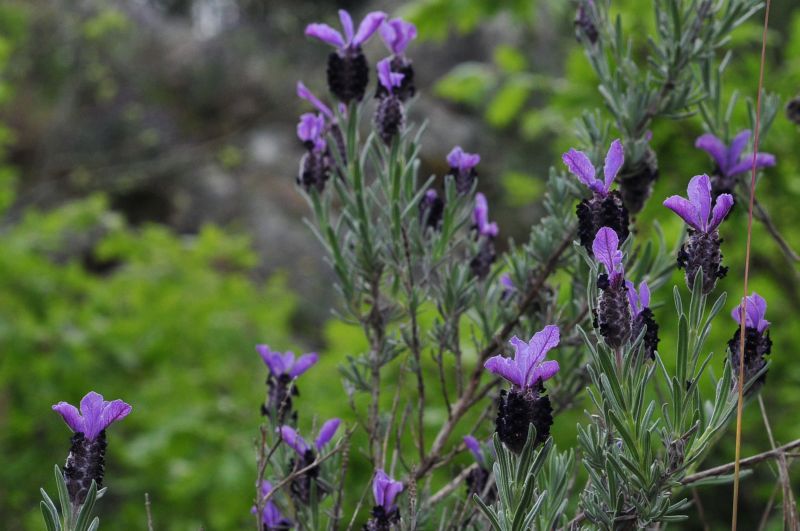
[36,0,798,529]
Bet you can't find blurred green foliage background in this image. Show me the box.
[1,0,799,529]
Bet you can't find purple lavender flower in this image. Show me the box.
[377,18,417,101]
[419,189,444,231]
[446,146,481,195]
[305,10,387,103]
[500,273,516,301]
[296,82,346,185]
[463,435,484,465]
[592,228,631,349]
[695,130,776,198]
[563,140,630,254]
[253,481,293,530]
[52,392,132,507]
[728,292,772,394]
[258,345,318,423]
[297,113,326,153]
[279,420,341,505]
[617,137,660,214]
[473,193,499,238]
[365,469,403,530]
[485,326,559,452]
[374,58,405,145]
[574,0,598,44]
[663,174,733,294]
[626,280,659,360]
[279,418,341,456]
[463,436,495,501]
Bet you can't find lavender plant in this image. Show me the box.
[35,1,795,529]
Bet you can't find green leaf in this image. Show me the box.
[494,45,528,73]
[486,77,533,127]
[54,465,72,529]
[74,481,99,531]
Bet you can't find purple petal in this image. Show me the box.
[695,133,727,171]
[726,130,751,171]
[382,479,404,509]
[338,10,354,44]
[100,399,132,432]
[592,227,622,275]
[746,293,770,332]
[638,281,650,309]
[562,148,602,193]
[289,352,318,378]
[708,193,733,231]
[52,402,84,433]
[305,23,345,48]
[463,435,484,464]
[352,11,387,46]
[529,360,560,387]
[500,273,515,290]
[296,82,334,119]
[687,175,712,231]
[297,113,325,144]
[380,18,417,55]
[447,146,480,172]
[377,57,404,90]
[315,418,341,450]
[727,152,777,178]
[663,196,700,231]
[484,355,523,387]
[80,391,106,441]
[626,280,639,315]
[279,425,309,455]
[473,193,492,236]
[603,139,624,193]
[526,325,561,366]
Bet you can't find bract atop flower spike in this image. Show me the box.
[463,435,496,502]
[469,191,498,280]
[446,146,481,195]
[626,280,660,360]
[563,139,630,255]
[485,325,560,453]
[366,469,403,529]
[728,292,772,396]
[663,174,733,294]
[419,189,444,231]
[696,130,775,199]
[592,228,631,349]
[52,391,132,507]
[617,134,660,214]
[473,193,499,238]
[305,10,387,103]
[278,419,341,506]
[377,18,417,101]
[374,58,405,145]
[257,345,318,423]
[252,481,293,530]
[297,113,326,154]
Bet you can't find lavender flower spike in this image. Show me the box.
[626,280,659,360]
[473,193,499,238]
[696,130,775,197]
[297,113,326,153]
[374,58,406,144]
[380,18,417,55]
[253,481,293,530]
[592,227,632,349]
[375,18,417,101]
[373,469,404,510]
[447,146,481,195]
[257,345,318,379]
[664,175,733,294]
[562,139,624,196]
[52,391,132,441]
[377,58,404,91]
[731,292,770,333]
[484,325,560,390]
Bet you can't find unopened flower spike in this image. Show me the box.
[296,83,344,191]
[366,469,403,529]
[592,228,632,349]
[419,189,444,231]
[574,0,598,45]
[485,325,560,453]
[728,292,772,395]
[305,10,387,103]
[374,58,405,145]
[52,391,132,507]
[663,174,733,294]
[563,139,630,255]
[626,280,659,360]
[252,480,293,530]
[696,130,776,199]
[617,134,660,214]
[257,345,318,423]
[377,18,417,101]
[446,146,481,195]
[473,193,499,238]
[278,419,340,505]
[463,435,496,501]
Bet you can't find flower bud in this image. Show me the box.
[576,191,630,256]
[64,431,107,507]
[327,49,370,103]
[617,147,659,214]
[495,388,553,454]
[374,94,405,145]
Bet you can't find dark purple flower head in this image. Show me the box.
[626,280,650,317]
[296,82,334,120]
[663,174,733,233]
[305,10,387,51]
[696,130,776,178]
[52,391,132,441]
[473,193,499,238]
[253,481,293,529]
[592,227,624,286]
[484,325,560,390]
[562,139,624,196]
[447,146,480,173]
[732,292,769,333]
[376,58,405,92]
[380,18,417,56]
[463,435,484,465]
[372,469,403,511]
[279,419,341,456]
[258,345,318,379]
[297,113,326,153]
